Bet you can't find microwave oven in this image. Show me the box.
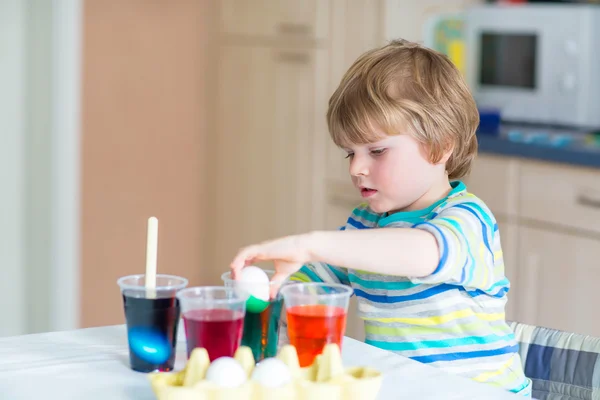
[464,4,600,129]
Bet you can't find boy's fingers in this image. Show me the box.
[230,246,259,279]
[269,271,288,299]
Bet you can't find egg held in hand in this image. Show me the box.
[238,266,270,313]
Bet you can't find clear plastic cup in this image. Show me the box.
[117,274,188,372]
[176,286,246,361]
[222,270,288,361]
[279,282,353,367]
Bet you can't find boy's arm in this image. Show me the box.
[291,226,351,285]
[306,202,500,292]
[306,228,439,278]
[232,204,498,293]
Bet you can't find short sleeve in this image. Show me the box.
[408,202,506,296]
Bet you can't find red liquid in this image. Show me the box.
[183,309,244,361]
[286,305,347,367]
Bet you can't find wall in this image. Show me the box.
[0,0,27,336]
[1,0,84,336]
[80,0,212,327]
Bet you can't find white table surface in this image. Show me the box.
[0,324,524,399]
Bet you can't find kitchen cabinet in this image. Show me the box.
[218,0,330,41]
[519,161,600,235]
[467,154,600,336]
[213,43,329,278]
[517,226,600,336]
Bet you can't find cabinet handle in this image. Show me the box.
[576,193,600,209]
[277,23,311,36]
[276,52,310,64]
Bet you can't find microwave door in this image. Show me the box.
[473,30,548,124]
[479,32,537,91]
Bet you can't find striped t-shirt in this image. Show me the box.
[291,181,531,395]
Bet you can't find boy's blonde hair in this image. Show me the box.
[327,39,479,179]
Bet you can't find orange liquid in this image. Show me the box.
[286,304,347,367]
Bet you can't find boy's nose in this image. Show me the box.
[349,156,369,177]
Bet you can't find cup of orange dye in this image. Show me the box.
[279,282,353,367]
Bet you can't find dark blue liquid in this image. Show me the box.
[122,295,180,372]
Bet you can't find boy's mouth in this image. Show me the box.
[360,187,378,198]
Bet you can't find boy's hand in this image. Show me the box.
[230,234,313,291]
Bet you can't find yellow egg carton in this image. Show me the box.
[148,343,383,400]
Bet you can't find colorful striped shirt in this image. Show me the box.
[291,181,531,395]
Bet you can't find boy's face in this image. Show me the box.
[343,131,451,214]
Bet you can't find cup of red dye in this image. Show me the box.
[176,286,247,361]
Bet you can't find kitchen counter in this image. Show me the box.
[479,134,600,169]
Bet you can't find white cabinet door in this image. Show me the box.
[517,226,600,336]
[218,0,330,41]
[213,44,329,278]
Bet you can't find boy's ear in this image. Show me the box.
[437,145,454,165]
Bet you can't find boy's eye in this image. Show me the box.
[370,148,386,156]
[344,153,354,159]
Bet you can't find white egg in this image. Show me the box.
[205,357,247,388]
[238,266,270,301]
[250,358,292,388]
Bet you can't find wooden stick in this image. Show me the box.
[145,216,158,298]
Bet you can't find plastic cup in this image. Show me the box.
[221,270,287,362]
[176,286,246,361]
[279,282,353,367]
[117,274,188,373]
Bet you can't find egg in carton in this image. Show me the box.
[148,343,382,400]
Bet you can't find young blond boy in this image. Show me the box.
[230,39,531,396]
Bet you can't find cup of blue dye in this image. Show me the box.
[117,274,188,372]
